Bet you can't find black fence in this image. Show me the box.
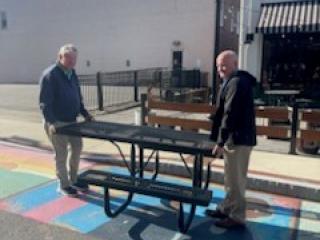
[78,74,99,110]
[78,68,208,111]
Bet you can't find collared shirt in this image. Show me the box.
[57,62,73,80]
[220,70,238,95]
[220,78,227,91]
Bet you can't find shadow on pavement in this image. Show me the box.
[0,136,51,151]
[77,190,320,240]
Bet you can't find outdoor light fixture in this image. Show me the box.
[172,40,181,47]
[244,33,254,44]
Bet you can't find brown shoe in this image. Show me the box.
[215,217,246,229]
[205,209,228,219]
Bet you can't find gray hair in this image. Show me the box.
[58,44,78,56]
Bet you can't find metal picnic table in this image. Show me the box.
[56,121,214,233]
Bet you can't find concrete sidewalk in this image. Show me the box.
[0,140,319,240]
[0,210,100,240]
[0,106,319,201]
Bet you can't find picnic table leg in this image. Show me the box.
[109,141,136,176]
[198,155,203,187]
[152,151,160,180]
[131,144,136,176]
[178,203,197,233]
[177,154,203,233]
[204,160,212,190]
[138,148,160,180]
[193,154,202,187]
[104,188,134,218]
[139,147,144,178]
[103,144,137,217]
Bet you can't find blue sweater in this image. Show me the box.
[39,64,89,124]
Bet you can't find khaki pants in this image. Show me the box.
[217,145,252,223]
[45,122,83,189]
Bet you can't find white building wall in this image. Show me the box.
[239,0,297,82]
[0,0,215,83]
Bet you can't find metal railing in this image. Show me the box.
[78,74,98,110]
[78,68,208,111]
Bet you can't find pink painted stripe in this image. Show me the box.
[79,161,95,169]
[0,201,8,210]
[22,196,87,223]
[0,145,52,159]
[0,144,95,170]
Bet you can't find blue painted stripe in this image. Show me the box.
[54,203,111,233]
[248,221,293,239]
[6,181,60,213]
[131,194,161,207]
[92,166,226,216]
[250,212,292,228]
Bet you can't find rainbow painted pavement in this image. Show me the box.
[0,141,319,240]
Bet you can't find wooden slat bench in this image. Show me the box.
[141,90,320,156]
[297,109,320,154]
[142,92,292,141]
[142,93,215,132]
[255,106,291,139]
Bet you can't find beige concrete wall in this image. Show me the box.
[0,0,215,84]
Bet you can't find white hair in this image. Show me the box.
[58,44,77,56]
[218,50,238,61]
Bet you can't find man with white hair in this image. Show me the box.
[206,50,257,228]
[39,44,93,196]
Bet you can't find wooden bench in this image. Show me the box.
[141,91,320,156]
[297,109,320,154]
[255,106,291,139]
[144,95,215,132]
[142,92,292,140]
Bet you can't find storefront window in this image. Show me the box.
[261,33,320,99]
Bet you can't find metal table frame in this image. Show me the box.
[56,121,213,233]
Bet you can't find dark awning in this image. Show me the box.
[256,0,320,34]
